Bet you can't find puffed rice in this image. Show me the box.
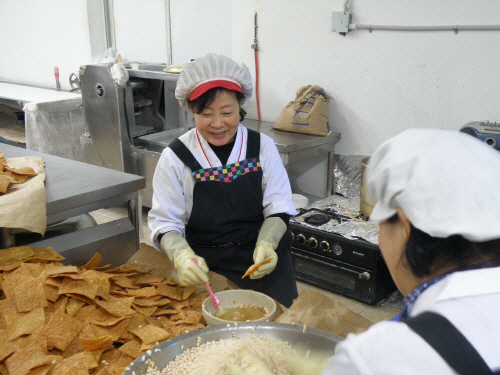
[146,336,297,375]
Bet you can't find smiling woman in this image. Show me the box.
[189,89,242,147]
[148,53,299,308]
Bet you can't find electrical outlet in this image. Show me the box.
[331,12,351,33]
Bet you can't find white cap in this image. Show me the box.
[367,128,500,241]
[175,53,253,110]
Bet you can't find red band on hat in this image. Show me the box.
[189,80,242,101]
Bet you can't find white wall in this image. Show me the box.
[112,0,233,64]
[0,0,232,88]
[113,0,169,63]
[229,0,500,155]
[169,0,232,63]
[0,0,92,91]
[228,0,500,195]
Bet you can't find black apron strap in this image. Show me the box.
[405,312,496,375]
[168,138,202,172]
[246,129,261,159]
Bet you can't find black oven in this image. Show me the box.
[290,208,396,305]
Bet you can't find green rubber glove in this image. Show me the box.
[160,231,209,286]
[247,217,287,279]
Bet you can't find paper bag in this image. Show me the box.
[0,156,46,235]
[272,85,331,136]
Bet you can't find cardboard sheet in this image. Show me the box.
[0,156,46,235]
[275,289,374,337]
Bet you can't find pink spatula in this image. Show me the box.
[192,258,223,316]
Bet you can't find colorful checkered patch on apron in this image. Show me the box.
[193,158,262,183]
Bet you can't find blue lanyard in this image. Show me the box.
[393,260,499,322]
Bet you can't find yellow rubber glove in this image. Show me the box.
[246,217,287,279]
[283,352,330,375]
[227,347,330,375]
[160,231,209,286]
[227,348,274,375]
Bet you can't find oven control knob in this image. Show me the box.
[333,244,343,256]
[291,232,295,242]
[358,271,371,280]
[320,241,330,252]
[308,237,318,249]
[297,234,306,246]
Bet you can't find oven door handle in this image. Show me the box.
[333,264,371,280]
[292,248,372,280]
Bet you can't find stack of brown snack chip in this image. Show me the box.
[0,247,209,375]
[0,153,38,195]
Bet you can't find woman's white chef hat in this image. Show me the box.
[175,53,253,110]
[367,128,500,241]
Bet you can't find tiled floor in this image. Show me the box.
[89,206,402,324]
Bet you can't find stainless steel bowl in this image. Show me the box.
[122,322,343,374]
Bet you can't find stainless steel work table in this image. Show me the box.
[243,119,341,196]
[0,144,146,267]
[0,81,81,109]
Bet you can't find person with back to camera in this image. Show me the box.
[148,53,299,308]
[229,128,500,374]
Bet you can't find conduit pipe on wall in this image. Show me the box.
[165,0,172,65]
[251,11,261,121]
[349,23,500,33]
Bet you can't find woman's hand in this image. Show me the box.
[227,349,274,375]
[160,231,209,286]
[227,348,330,375]
[175,251,209,286]
[282,352,330,375]
[245,217,287,279]
[247,242,278,279]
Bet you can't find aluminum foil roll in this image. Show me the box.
[333,154,369,199]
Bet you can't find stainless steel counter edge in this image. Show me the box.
[127,67,180,81]
[243,119,341,153]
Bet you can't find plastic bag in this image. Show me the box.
[110,62,129,86]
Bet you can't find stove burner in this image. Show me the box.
[304,213,330,226]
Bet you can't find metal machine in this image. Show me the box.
[460,121,500,150]
[80,62,342,208]
[79,63,194,207]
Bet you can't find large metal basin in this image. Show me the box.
[122,322,343,374]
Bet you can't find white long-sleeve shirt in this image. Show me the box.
[322,266,500,374]
[148,124,297,250]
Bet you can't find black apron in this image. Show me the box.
[168,129,298,307]
[405,312,500,375]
